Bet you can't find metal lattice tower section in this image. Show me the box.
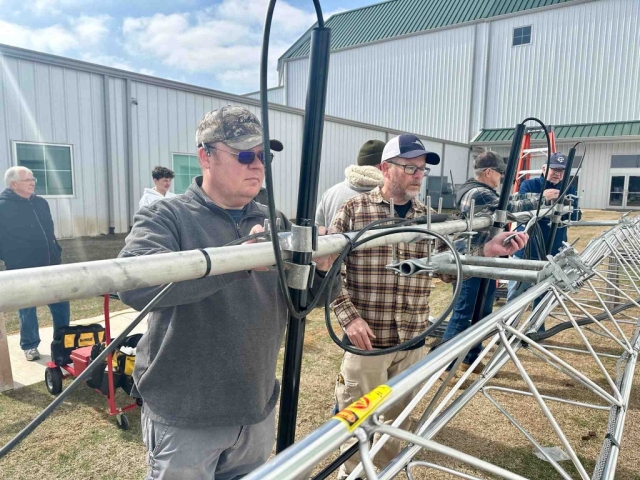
[246,216,640,480]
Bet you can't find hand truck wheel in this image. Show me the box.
[116,413,130,431]
[45,367,63,395]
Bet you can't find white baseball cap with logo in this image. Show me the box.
[381,134,440,165]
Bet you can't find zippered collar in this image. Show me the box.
[184,176,266,223]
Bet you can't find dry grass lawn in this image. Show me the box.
[1,210,639,479]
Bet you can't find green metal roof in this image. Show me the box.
[281,0,576,61]
[472,121,640,144]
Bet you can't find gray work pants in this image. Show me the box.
[141,406,276,480]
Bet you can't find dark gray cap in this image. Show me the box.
[474,151,506,174]
[195,105,283,152]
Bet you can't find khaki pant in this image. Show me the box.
[334,347,425,479]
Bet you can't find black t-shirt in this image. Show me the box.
[394,201,412,218]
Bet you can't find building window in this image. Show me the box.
[173,153,200,193]
[13,142,74,197]
[611,155,640,169]
[513,26,532,46]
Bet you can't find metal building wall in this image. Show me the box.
[485,0,640,129]
[129,82,466,219]
[490,140,640,210]
[0,55,110,238]
[244,87,285,105]
[285,24,476,144]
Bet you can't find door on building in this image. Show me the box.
[608,174,640,209]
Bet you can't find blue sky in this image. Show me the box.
[0,0,374,94]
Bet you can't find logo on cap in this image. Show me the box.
[557,156,565,163]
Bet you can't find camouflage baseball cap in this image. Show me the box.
[195,105,283,152]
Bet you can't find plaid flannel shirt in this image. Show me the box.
[455,182,541,253]
[330,187,433,348]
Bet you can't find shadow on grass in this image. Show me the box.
[424,427,640,480]
[0,378,141,444]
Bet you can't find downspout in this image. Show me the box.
[103,74,115,235]
[125,78,134,230]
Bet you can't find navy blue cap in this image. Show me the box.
[549,152,568,169]
[382,134,441,165]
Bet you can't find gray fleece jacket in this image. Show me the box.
[118,176,338,428]
[316,165,383,228]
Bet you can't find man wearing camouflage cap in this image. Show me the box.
[118,105,339,480]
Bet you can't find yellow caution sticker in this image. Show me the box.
[333,385,392,432]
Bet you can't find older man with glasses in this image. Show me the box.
[117,105,339,480]
[0,166,70,361]
[329,138,527,479]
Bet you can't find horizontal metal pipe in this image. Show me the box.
[568,221,620,227]
[0,207,564,312]
[424,263,541,282]
[407,253,547,271]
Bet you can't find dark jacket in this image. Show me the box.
[0,188,62,270]
[514,176,581,260]
[454,179,540,253]
[118,176,340,428]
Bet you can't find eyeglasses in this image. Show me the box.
[386,161,430,175]
[206,145,274,165]
[18,178,37,184]
[487,168,505,178]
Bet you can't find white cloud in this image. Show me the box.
[0,20,79,54]
[0,15,110,55]
[30,0,86,15]
[121,0,319,93]
[70,15,110,46]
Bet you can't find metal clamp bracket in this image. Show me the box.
[279,225,316,253]
[539,255,577,293]
[285,261,316,290]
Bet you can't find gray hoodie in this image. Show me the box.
[118,176,338,428]
[316,165,383,228]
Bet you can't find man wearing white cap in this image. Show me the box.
[330,135,527,478]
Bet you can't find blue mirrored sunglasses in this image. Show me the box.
[208,145,274,165]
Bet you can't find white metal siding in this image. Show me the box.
[485,0,640,129]
[129,82,461,219]
[286,25,476,144]
[490,140,640,210]
[0,56,110,238]
[244,87,285,105]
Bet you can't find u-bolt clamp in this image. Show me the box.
[457,198,478,253]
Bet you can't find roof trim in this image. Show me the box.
[0,43,469,149]
[473,135,640,147]
[242,86,285,97]
[472,121,640,147]
[278,0,398,63]
[279,0,594,64]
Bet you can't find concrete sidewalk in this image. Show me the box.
[6,309,147,390]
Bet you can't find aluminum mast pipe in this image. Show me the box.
[0,207,567,312]
[409,253,548,270]
[395,263,541,283]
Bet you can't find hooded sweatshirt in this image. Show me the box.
[138,187,177,209]
[316,165,384,227]
[0,188,62,270]
[118,176,339,428]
